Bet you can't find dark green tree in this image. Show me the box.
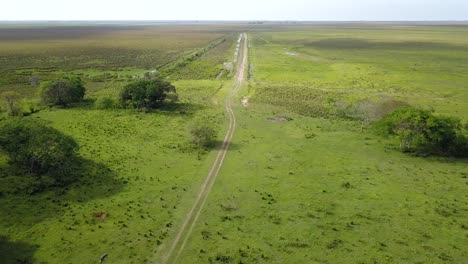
[374,107,468,157]
[120,78,177,109]
[40,77,85,106]
[0,119,79,183]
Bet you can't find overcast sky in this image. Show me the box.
[1,0,467,21]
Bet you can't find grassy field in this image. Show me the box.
[0,24,240,96]
[176,25,468,263]
[0,24,238,263]
[249,25,468,119]
[0,79,231,263]
[1,23,468,264]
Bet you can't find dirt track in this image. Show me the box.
[160,33,248,264]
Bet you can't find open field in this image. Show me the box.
[0,78,231,263]
[1,23,467,264]
[249,25,468,119]
[0,24,239,263]
[0,24,243,96]
[176,25,468,263]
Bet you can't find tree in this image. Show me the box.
[0,91,22,116]
[40,77,85,106]
[374,107,468,157]
[120,78,177,110]
[0,119,79,183]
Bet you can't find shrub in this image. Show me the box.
[120,78,177,110]
[21,99,42,116]
[337,97,408,130]
[189,121,216,149]
[29,76,41,86]
[95,97,115,109]
[0,91,22,116]
[39,77,85,106]
[0,119,79,183]
[374,107,468,157]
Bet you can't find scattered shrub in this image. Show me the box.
[336,97,409,130]
[189,121,217,149]
[21,99,42,116]
[0,119,79,183]
[29,76,41,86]
[120,78,178,110]
[39,77,85,106]
[374,107,468,157]
[95,97,116,109]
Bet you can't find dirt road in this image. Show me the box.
[160,33,248,264]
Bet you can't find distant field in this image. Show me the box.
[249,25,468,119]
[0,24,239,96]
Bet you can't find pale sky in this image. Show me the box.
[1,0,467,21]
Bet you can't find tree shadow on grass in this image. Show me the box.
[0,236,38,264]
[156,102,206,116]
[0,157,124,229]
[212,141,240,152]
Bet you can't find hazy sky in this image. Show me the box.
[1,0,468,21]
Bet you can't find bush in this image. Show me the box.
[39,77,85,106]
[95,97,115,109]
[120,78,177,110]
[0,119,79,183]
[189,121,216,149]
[336,97,408,130]
[0,91,22,116]
[21,99,42,116]
[374,107,468,157]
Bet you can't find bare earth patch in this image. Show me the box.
[94,211,109,220]
[267,116,290,122]
[241,96,249,107]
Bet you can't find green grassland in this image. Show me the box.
[0,79,229,263]
[249,25,468,119]
[0,24,239,263]
[177,25,468,263]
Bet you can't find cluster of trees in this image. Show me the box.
[0,77,86,117]
[2,76,179,116]
[375,107,468,157]
[119,78,178,110]
[0,119,79,185]
[0,75,185,193]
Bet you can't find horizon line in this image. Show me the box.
[1,20,468,22]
